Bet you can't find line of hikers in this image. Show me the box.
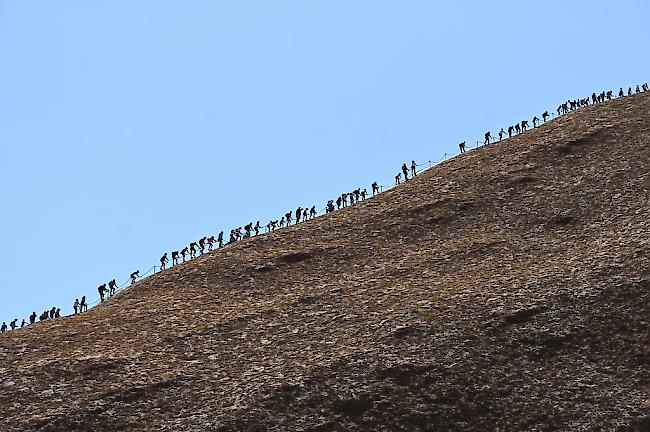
[4,81,648,334]
[265,206,318,232]
[1,307,63,333]
[462,82,649,153]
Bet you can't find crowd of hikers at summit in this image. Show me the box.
[1,82,648,334]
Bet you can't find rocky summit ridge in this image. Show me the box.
[1,92,650,431]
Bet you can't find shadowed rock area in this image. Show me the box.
[1,93,649,431]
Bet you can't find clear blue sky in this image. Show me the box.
[1,1,648,321]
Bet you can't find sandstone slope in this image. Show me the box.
[1,92,649,431]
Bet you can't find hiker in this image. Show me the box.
[542,111,550,122]
[508,126,514,138]
[279,216,286,227]
[1,322,6,333]
[395,173,401,185]
[371,182,379,196]
[361,189,367,200]
[459,141,466,153]
[10,319,17,330]
[189,242,198,258]
[199,237,207,254]
[628,87,632,96]
[98,284,107,302]
[619,87,624,97]
[643,83,649,92]
[20,320,26,328]
[108,278,117,296]
[284,212,292,225]
[29,311,36,324]
[411,160,417,177]
[80,296,88,312]
[484,131,492,145]
[39,311,48,321]
[401,163,409,181]
[592,93,598,104]
[636,85,641,94]
[55,308,61,318]
[49,307,56,319]
[342,193,348,207]
[73,299,79,314]
[130,271,140,285]
[172,250,179,265]
[326,200,334,213]
[217,231,224,248]
[498,128,505,141]
[254,221,261,235]
[532,116,539,127]
[160,253,169,270]
[180,247,189,262]
[521,120,529,132]
[515,124,521,134]
[295,207,302,223]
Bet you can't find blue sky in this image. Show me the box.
[1,1,648,321]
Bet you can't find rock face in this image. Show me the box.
[1,93,650,431]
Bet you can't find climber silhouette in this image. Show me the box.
[521,120,529,132]
[372,182,379,196]
[30,311,36,324]
[98,284,107,302]
[217,231,224,248]
[515,124,521,134]
[20,320,25,328]
[207,236,216,250]
[484,131,492,145]
[532,116,539,127]
[402,163,409,181]
[1,322,6,333]
[130,271,139,285]
[310,206,317,219]
[395,173,401,185]
[108,278,117,296]
[508,126,514,138]
[80,296,88,312]
[295,207,302,223]
[73,299,79,315]
[172,250,179,265]
[10,319,17,331]
[459,141,466,153]
[160,253,168,270]
[189,242,198,258]
[199,237,206,254]
[498,128,505,141]
[180,247,188,262]
[542,111,550,122]
[254,221,261,235]
[411,161,417,176]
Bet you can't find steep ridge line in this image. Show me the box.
[0,92,649,431]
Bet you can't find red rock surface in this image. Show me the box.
[1,93,649,431]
